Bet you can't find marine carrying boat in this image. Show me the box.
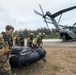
[10,46,46,68]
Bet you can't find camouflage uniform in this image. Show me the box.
[34,33,45,47]
[15,36,21,46]
[27,33,34,47]
[19,33,24,46]
[34,33,47,63]
[0,34,12,75]
[0,25,14,75]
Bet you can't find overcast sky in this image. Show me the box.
[0,0,76,32]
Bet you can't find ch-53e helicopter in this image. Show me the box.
[34,5,76,41]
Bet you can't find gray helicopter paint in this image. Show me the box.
[34,5,76,41]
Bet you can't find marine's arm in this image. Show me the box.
[0,34,5,56]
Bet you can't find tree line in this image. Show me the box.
[14,27,60,39]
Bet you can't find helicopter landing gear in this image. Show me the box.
[62,35,66,42]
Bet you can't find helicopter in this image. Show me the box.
[34,5,76,41]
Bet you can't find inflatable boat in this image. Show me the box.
[10,46,46,68]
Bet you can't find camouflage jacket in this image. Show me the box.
[34,35,43,47]
[0,32,12,56]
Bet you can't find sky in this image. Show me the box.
[0,0,76,32]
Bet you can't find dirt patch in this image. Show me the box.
[12,45,76,75]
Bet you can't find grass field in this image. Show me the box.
[12,45,76,75]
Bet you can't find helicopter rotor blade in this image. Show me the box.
[39,4,50,29]
[39,4,44,16]
[52,6,76,18]
[34,10,43,16]
[34,5,50,29]
[34,9,50,20]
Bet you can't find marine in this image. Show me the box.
[33,32,46,47]
[33,32,47,63]
[14,32,24,46]
[19,33,24,46]
[0,25,14,75]
[27,33,34,47]
[14,33,21,46]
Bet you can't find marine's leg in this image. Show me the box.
[1,59,13,75]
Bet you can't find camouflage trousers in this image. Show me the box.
[0,54,12,75]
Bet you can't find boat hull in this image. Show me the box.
[10,46,46,68]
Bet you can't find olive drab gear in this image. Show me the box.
[34,33,46,47]
[34,35,43,47]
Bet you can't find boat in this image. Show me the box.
[10,46,46,68]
